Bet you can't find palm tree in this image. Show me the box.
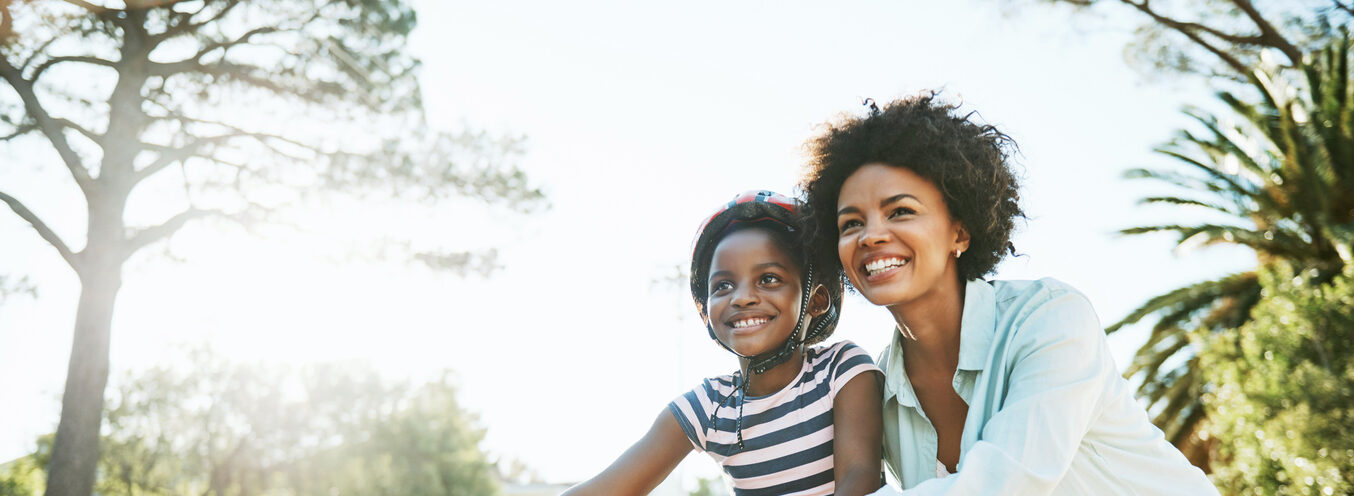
[1114,33,1354,468]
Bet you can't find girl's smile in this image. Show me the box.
[705,229,803,356]
[727,314,774,333]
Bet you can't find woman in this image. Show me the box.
[799,94,1218,494]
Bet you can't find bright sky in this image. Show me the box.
[0,0,1257,492]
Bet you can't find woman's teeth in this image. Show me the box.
[865,257,908,276]
[731,317,769,328]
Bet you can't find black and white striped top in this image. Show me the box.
[668,341,880,496]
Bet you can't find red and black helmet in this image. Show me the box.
[688,190,840,374]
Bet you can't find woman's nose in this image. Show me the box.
[858,223,889,247]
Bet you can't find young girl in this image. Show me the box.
[563,190,884,496]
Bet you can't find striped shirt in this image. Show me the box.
[668,340,881,496]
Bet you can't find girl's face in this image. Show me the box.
[835,163,969,308]
[705,229,803,357]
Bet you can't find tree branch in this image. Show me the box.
[0,57,94,191]
[124,207,217,255]
[0,190,79,270]
[0,122,37,141]
[1229,0,1303,65]
[28,56,118,84]
[150,25,287,77]
[134,133,243,182]
[1335,1,1354,17]
[1,0,13,45]
[152,0,242,44]
[55,117,102,143]
[59,0,110,13]
[1122,0,1252,77]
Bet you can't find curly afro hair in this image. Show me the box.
[800,93,1024,286]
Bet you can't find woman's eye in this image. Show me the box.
[888,207,916,218]
[838,219,862,234]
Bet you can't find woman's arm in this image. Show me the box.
[561,409,693,496]
[832,370,885,496]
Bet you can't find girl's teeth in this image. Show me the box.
[734,318,768,328]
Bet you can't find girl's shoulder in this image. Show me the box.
[808,339,870,357]
[806,340,881,386]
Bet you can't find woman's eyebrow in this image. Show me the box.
[837,193,921,216]
[881,193,919,206]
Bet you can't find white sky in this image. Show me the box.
[0,0,1257,492]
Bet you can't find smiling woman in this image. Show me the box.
[801,94,1218,495]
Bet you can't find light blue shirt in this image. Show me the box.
[876,278,1217,495]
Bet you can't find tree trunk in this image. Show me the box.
[45,182,128,496]
[43,261,121,496]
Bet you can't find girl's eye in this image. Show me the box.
[838,219,862,234]
[759,274,782,286]
[711,280,733,294]
[888,207,916,218]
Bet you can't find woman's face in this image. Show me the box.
[835,163,969,308]
[705,229,804,357]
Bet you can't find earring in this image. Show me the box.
[954,249,962,259]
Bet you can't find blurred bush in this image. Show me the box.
[2,349,500,496]
[1200,265,1354,495]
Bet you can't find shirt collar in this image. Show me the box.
[882,328,913,405]
[957,278,997,371]
[881,278,997,403]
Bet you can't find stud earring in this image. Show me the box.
[954,249,962,259]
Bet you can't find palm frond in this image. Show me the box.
[1106,271,1258,333]
[1138,196,1242,216]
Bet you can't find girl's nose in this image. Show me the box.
[732,287,759,308]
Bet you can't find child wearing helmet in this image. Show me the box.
[563,190,884,496]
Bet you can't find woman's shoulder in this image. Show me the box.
[988,278,1096,318]
[987,278,1104,350]
[989,277,1086,302]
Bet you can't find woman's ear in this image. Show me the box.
[807,284,830,317]
[955,222,972,254]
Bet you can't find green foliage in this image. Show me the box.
[1,2,544,493]
[0,456,43,496]
[0,275,36,304]
[79,349,502,496]
[1199,266,1354,495]
[1113,31,1354,459]
[687,476,730,496]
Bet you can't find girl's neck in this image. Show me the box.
[889,276,966,372]
[740,347,804,397]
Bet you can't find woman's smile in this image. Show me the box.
[861,254,912,283]
[835,163,968,308]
